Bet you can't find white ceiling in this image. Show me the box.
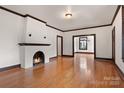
[3,5,117,31]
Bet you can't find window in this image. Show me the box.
[79,37,87,50]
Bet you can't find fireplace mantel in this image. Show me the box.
[19,43,51,46]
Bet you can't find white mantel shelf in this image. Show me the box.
[18,43,51,46]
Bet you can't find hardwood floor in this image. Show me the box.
[0,53,123,88]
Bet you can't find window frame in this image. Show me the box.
[79,36,88,50]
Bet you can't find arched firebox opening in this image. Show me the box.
[33,51,45,65]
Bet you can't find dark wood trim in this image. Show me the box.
[73,34,96,37]
[18,43,51,46]
[0,6,121,32]
[26,5,121,32]
[0,6,63,32]
[62,55,73,57]
[111,5,121,25]
[63,5,121,32]
[95,57,112,60]
[0,6,24,17]
[75,52,94,54]
[112,26,116,62]
[25,15,63,32]
[49,56,57,61]
[114,63,124,80]
[72,34,96,59]
[64,24,111,32]
[122,6,124,62]
[46,24,63,32]
[24,14,46,23]
[0,64,20,72]
[56,35,63,56]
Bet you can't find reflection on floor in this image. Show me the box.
[0,53,123,88]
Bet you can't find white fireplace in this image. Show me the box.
[19,43,51,69]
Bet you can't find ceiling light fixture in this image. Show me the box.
[65,13,72,19]
[64,6,72,19]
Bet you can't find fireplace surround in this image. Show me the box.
[19,43,51,69]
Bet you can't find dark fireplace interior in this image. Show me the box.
[33,51,44,65]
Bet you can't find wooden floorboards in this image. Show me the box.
[0,53,123,88]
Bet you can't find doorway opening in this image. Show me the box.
[57,35,63,56]
[73,34,96,59]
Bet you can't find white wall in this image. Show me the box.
[63,26,112,58]
[74,36,94,53]
[112,7,124,73]
[0,9,25,68]
[0,9,63,68]
[25,17,63,58]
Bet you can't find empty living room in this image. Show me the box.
[0,1,124,91]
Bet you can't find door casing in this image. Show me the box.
[57,35,63,56]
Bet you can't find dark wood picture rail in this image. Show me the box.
[18,43,51,46]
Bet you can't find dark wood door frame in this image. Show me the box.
[72,34,96,59]
[122,7,124,62]
[112,26,116,62]
[57,35,63,56]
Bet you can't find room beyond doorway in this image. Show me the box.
[72,34,96,58]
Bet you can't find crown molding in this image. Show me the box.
[111,5,121,25]
[64,24,111,32]
[46,24,63,32]
[0,6,64,32]
[0,5,121,32]
[0,6,24,17]
[24,14,63,32]
[24,14,46,24]
[64,5,121,32]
